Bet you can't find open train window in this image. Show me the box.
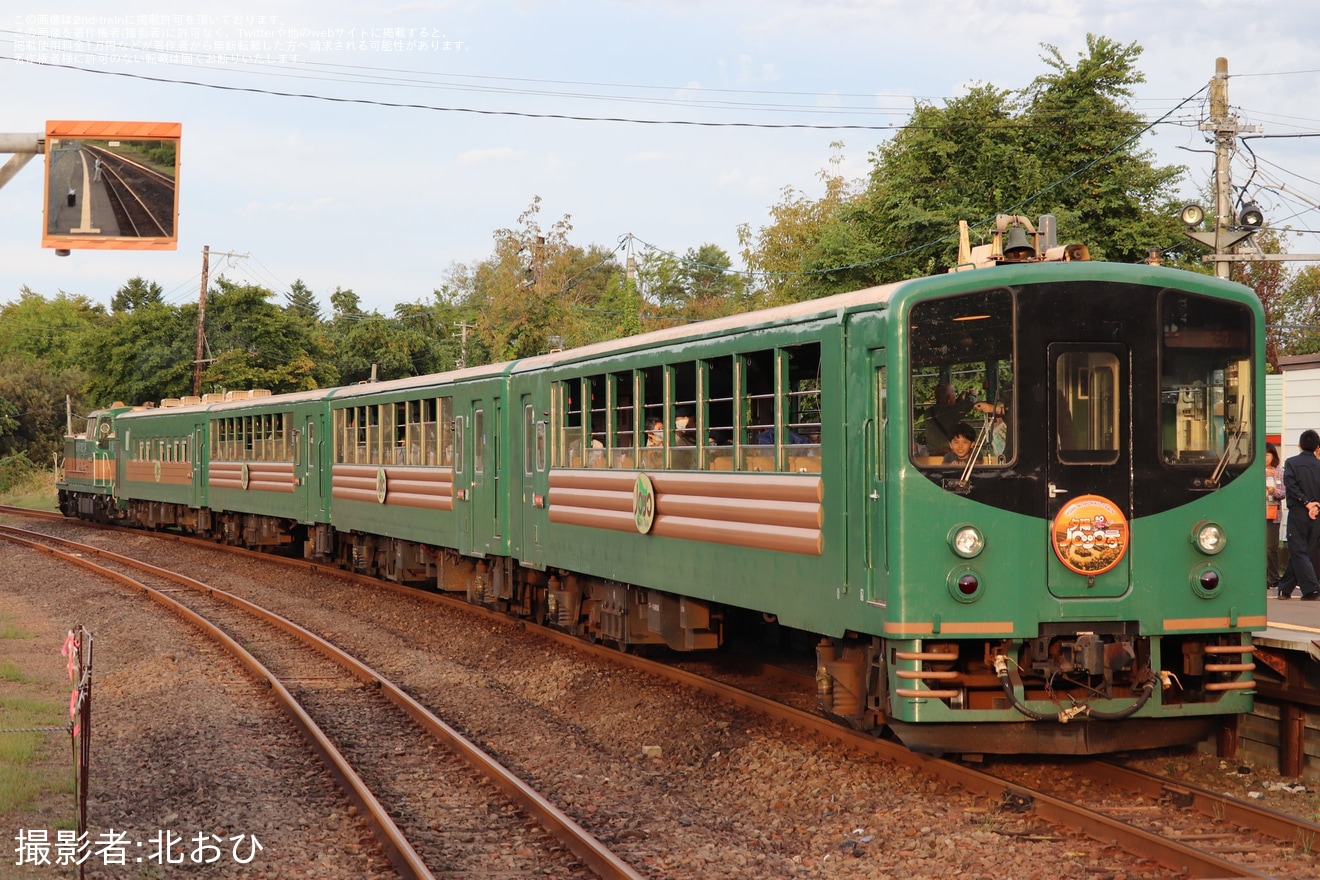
[1160,291,1254,467]
[908,288,1015,467]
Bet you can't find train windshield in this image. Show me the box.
[1159,291,1254,467]
[908,288,1015,467]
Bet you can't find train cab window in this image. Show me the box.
[1160,292,1254,467]
[523,404,535,476]
[908,288,1015,469]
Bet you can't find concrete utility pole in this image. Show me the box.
[1185,58,1260,278]
[1185,58,1320,271]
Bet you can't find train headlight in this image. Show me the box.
[949,525,985,559]
[1192,521,1226,555]
[947,566,983,603]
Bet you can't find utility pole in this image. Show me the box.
[192,245,209,396]
[1184,58,1261,278]
[453,321,474,370]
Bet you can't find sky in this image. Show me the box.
[3,0,1320,317]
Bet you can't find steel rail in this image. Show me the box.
[0,522,644,880]
[0,524,435,880]
[1091,758,1320,849]
[5,508,1275,876]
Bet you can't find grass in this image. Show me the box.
[0,467,59,511]
[0,609,75,821]
[0,693,70,815]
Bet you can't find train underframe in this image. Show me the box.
[66,492,1252,755]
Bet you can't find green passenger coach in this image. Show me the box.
[56,216,1264,755]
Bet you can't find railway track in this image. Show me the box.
[6,505,1319,877]
[0,520,641,880]
[83,144,175,237]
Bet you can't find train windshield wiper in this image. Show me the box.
[1209,396,1248,488]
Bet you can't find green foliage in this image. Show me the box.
[1277,263,1320,358]
[82,300,194,405]
[0,288,106,372]
[741,36,1187,298]
[738,142,867,304]
[198,278,337,394]
[0,452,37,492]
[0,467,56,511]
[110,276,164,313]
[0,359,87,464]
[443,197,631,360]
[640,243,751,323]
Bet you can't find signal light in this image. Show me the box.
[1238,202,1264,229]
[1179,203,1205,227]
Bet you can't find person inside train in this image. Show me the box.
[673,407,696,446]
[921,382,997,455]
[942,423,977,465]
[645,417,665,447]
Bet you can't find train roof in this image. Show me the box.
[328,361,510,401]
[510,280,907,374]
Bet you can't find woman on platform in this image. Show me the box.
[1266,441,1286,590]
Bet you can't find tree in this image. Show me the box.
[453,197,628,361]
[197,278,335,393]
[0,357,87,465]
[1277,264,1320,359]
[639,243,750,323]
[742,37,1187,294]
[284,278,322,325]
[738,142,865,304]
[81,300,194,405]
[324,287,428,383]
[1236,230,1292,370]
[110,276,164,313]
[0,288,106,372]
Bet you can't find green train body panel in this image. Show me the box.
[327,366,512,558]
[200,391,333,524]
[114,406,207,509]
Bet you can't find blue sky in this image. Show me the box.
[3,0,1320,315]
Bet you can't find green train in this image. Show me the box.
[58,217,1265,754]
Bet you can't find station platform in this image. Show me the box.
[1239,594,1320,780]
[1256,594,1320,656]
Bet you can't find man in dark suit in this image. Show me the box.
[1277,429,1320,599]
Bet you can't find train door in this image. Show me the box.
[193,425,205,506]
[301,415,324,522]
[1046,342,1132,598]
[455,410,474,555]
[519,395,547,568]
[466,397,502,556]
[866,349,889,603]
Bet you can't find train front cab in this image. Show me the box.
[852,263,1265,755]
